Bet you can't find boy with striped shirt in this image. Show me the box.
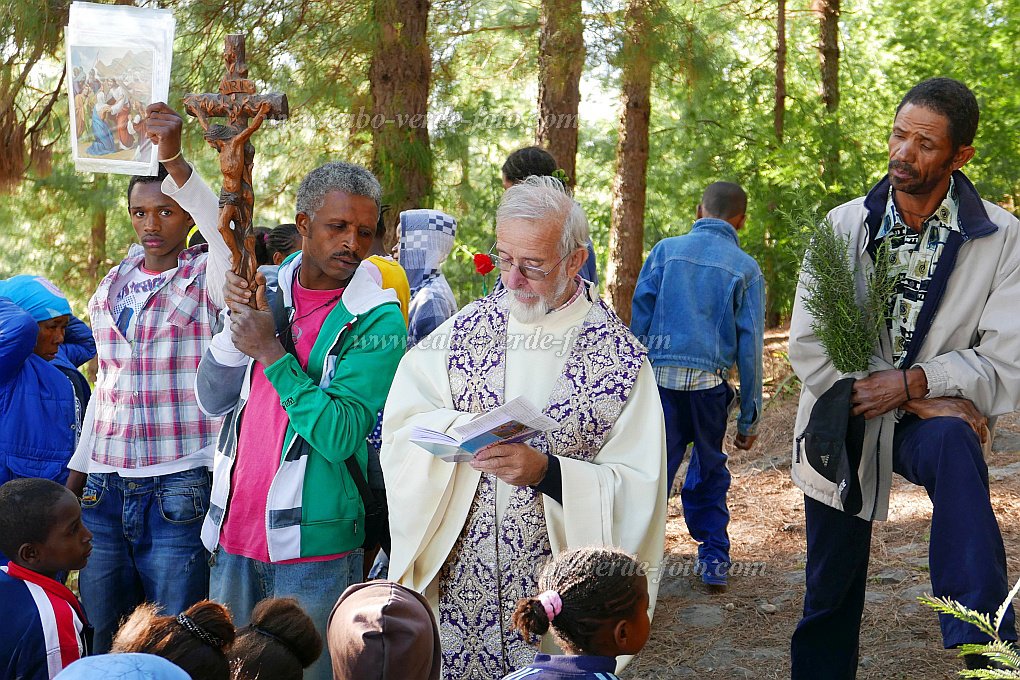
[0,478,93,679]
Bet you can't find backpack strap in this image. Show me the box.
[269,294,382,520]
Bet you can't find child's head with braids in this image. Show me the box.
[511,546,650,658]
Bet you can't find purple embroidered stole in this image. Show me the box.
[438,289,646,679]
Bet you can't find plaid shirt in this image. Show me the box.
[407,274,458,347]
[653,365,723,391]
[88,245,222,468]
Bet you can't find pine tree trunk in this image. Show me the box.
[369,0,432,245]
[814,0,840,113]
[764,0,787,328]
[605,0,653,324]
[87,182,106,286]
[537,0,584,187]
[774,0,786,144]
[86,189,106,382]
[813,0,840,182]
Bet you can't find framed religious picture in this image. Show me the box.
[65,2,175,176]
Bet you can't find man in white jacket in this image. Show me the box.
[789,78,1020,678]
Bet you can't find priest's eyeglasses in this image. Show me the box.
[489,247,571,281]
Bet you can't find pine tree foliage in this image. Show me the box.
[1,0,1017,319]
[920,575,1020,678]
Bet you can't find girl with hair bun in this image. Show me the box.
[230,597,322,680]
[111,599,236,680]
[504,546,651,679]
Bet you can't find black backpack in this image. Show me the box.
[269,287,390,553]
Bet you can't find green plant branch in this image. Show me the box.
[920,580,1020,678]
[798,216,894,375]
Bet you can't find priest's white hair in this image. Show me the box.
[496,175,590,257]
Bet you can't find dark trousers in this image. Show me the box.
[659,382,733,577]
[791,416,1016,679]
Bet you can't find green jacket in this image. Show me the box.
[197,254,406,560]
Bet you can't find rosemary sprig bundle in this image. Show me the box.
[801,219,896,375]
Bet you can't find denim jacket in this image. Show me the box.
[631,217,765,435]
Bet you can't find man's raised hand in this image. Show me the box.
[145,102,192,185]
[227,271,285,367]
[223,269,252,313]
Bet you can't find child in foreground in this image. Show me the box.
[0,478,93,679]
[503,546,651,679]
[327,580,441,680]
[230,597,322,680]
[111,600,235,680]
[56,653,189,679]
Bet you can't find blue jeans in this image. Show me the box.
[792,416,1017,679]
[78,468,212,653]
[659,382,734,583]
[210,546,364,680]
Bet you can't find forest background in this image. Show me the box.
[2,0,1017,329]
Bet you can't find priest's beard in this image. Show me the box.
[508,271,572,325]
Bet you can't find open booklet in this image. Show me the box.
[410,396,559,463]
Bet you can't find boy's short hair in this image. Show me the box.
[0,478,72,558]
[127,164,170,203]
[700,181,747,220]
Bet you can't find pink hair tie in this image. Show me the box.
[538,590,563,622]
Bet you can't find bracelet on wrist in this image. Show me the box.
[158,149,182,163]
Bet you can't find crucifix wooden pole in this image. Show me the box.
[182,35,288,306]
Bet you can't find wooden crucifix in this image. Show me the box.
[183,35,288,304]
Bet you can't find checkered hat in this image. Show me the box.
[399,209,458,289]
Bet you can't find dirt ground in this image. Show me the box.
[626,331,1020,679]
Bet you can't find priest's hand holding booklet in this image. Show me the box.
[410,396,558,462]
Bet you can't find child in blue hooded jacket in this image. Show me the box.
[0,276,95,486]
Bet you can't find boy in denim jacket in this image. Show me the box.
[631,181,764,591]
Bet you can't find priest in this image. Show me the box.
[381,176,668,679]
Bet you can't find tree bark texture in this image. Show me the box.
[605,0,653,324]
[88,180,107,287]
[86,190,107,383]
[814,0,840,112]
[774,0,787,144]
[369,0,433,246]
[813,0,840,182]
[537,0,584,187]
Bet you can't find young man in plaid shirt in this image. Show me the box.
[66,102,231,652]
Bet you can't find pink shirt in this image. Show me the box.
[220,279,348,563]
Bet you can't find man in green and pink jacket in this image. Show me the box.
[195,161,405,680]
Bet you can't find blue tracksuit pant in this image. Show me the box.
[791,415,1016,679]
[659,381,733,582]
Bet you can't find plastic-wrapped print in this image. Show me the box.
[65,2,175,176]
